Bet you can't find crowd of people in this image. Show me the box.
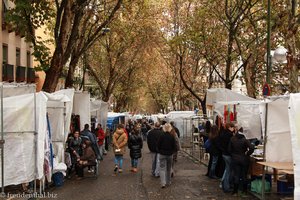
[204,120,255,197]
[65,116,255,195]
[65,118,180,188]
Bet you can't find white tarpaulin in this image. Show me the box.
[45,89,74,163]
[263,98,292,162]
[166,111,195,137]
[2,84,36,98]
[90,100,108,131]
[214,101,262,139]
[288,93,300,200]
[206,88,257,106]
[73,92,90,131]
[0,92,47,186]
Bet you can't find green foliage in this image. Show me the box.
[5,0,55,70]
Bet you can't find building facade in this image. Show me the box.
[0,0,35,83]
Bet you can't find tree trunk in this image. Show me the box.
[43,50,63,92]
[65,55,80,88]
[244,57,257,98]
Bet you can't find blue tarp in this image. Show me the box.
[106,113,125,130]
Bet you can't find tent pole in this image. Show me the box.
[34,86,37,194]
[262,102,269,200]
[1,83,4,195]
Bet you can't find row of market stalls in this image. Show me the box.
[206,88,300,199]
[0,84,108,193]
[158,88,299,199]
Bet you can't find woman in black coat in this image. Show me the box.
[228,129,254,196]
[128,126,143,173]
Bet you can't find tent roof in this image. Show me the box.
[206,88,257,106]
[108,112,125,118]
[166,111,195,119]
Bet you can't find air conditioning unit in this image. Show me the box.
[2,64,14,82]
[27,67,36,83]
[16,66,26,82]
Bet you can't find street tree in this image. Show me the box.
[6,0,122,92]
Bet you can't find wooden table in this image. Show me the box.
[257,162,293,170]
[278,169,294,175]
[257,162,293,182]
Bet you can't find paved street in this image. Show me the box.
[44,142,259,200]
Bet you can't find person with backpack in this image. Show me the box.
[128,125,143,173]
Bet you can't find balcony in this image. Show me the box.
[27,67,35,83]
[16,66,26,82]
[2,63,14,82]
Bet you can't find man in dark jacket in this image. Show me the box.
[157,123,177,188]
[75,140,96,179]
[219,122,235,192]
[229,128,254,196]
[147,122,163,177]
[81,124,100,160]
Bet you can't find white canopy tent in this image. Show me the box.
[260,97,293,162]
[90,99,109,131]
[45,89,74,163]
[73,92,91,131]
[0,84,48,188]
[288,93,300,200]
[166,111,195,137]
[214,101,262,139]
[207,88,257,106]
[207,88,261,139]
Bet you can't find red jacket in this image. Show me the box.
[97,128,105,145]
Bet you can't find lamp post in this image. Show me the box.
[266,0,271,85]
[262,1,271,199]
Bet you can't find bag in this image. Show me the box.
[204,139,211,150]
[114,148,122,155]
[250,179,271,194]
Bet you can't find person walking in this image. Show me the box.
[229,125,254,196]
[219,122,235,192]
[170,121,180,138]
[112,124,128,173]
[128,125,143,173]
[96,124,105,160]
[147,122,163,177]
[157,123,177,188]
[170,127,180,177]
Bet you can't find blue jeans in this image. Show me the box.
[114,155,123,169]
[151,153,160,176]
[222,155,232,191]
[131,158,138,168]
[209,155,219,178]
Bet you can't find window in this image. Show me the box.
[3,44,8,64]
[16,48,20,66]
[2,0,8,27]
[26,51,31,67]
